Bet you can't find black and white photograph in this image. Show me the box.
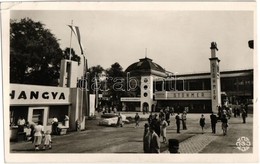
[1,1,258,163]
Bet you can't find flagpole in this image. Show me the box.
[95,74,99,110]
[69,20,73,60]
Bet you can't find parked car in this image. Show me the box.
[99,114,129,126]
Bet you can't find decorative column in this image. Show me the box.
[209,42,221,113]
[140,76,154,112]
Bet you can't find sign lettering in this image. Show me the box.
[155,91,210,100]
[10,90,66,100]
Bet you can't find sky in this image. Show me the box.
[11,9,254,74]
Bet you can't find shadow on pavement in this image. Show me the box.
[11,148,40,152]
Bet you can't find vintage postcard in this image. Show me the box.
[1,1,258,163]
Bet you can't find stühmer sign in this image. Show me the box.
[121,97,141,102]
[155,90,211,100]
[10,84,71,105]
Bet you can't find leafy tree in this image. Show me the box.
[87,65,105,94]
[63,47,81,65]
[10,18,63,86]
[106,62,126,110]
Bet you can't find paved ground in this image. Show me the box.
[10,112,253,154]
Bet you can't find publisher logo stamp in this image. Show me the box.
[236,137,251,152]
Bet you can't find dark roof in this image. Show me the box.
[125,57,166,74]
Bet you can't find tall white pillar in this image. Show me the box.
[140,76,154,112]
[209,42,221,113]
[59,59,79,88]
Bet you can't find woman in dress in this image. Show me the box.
[160,118,168,143]
[33,121,44,150]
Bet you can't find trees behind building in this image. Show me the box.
[10,18,80,86]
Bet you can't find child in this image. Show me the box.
[43,130,52,150]
[199,114,205,134]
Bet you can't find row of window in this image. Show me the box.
[154,77,253,92]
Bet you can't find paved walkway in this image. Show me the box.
[10,113,253,154]
[162,113,253,153]
[179,133,218,153]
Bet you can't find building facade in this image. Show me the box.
[121,53,253,113]
[9,59,92,140]
[154,69,253,113]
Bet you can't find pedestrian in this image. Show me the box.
[181,111,187,130]
[154,118,161,138]
[33,121,44,151]
[150,114,160,138]
[148,113,153,125]
[51,116,59,135]
[237,108,240,117]
[175,113,181,133]
[210,112,218,134]
[159,109,165,121]
[134,113,140,128]
[160,118,168,143]
[17,116,26,132]
[149,125,160,153]
[113,107,117,113]
[64,115,69,127]
[169,107,174,116]
[242,109,247,123]
[43,130,52,150]
[165,108,171,126]
[26,121,35,142]
[168,139,180,153]
[199,114,205,134]
[221,114,228,136]
[117,112,123,127]
[222,108,227,117]
[143,123,150,153]
[234,108,237,117]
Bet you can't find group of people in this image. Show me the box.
[200,105,248,136]
[142,115,180,153]
[233,106,248,124]
[143,123,180,153]
[199,112,229,136]
[141,104,249,153]
[141,107,183,153]
[15,115,70,151]
[147,112,169,143]
[143,123,161,153]
[199,113,219,134]
[27,121,52,151]
[174,111,188,134]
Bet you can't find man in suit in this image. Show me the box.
[175,113,181,133]
[149,125,160,153]
[210,112,218,134]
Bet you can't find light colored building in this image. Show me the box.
[9,59,91,140]
[121,43,253,113]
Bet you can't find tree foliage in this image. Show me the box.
[63,47,81,65]
[10,18,64,86]
[105,62,126,110]
[87,65,105,94]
